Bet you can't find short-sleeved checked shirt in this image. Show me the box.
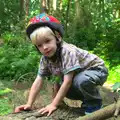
[37,42,104,77]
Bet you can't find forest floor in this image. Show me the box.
[0,80,120,120]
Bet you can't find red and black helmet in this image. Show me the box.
[26,13,64,39]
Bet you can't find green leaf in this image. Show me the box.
[112,82,120,92]
[0,88,13,96]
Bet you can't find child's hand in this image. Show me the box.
[38,103,57,116]
[14,104,32,113]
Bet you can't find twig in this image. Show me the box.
[16,72,35,84]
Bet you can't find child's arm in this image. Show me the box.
[52,72,74,106]
[39,71,74,116]
[27,75,43,106]
[15,75,43,113]
[52,83,60,99]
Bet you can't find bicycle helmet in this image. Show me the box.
[26,13,64,39]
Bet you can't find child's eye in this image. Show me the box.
[45,39,50,43]
[38,44,42,47]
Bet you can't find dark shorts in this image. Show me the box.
[65,65,108,102]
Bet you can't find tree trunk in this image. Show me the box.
[53,0,57,10]
[25,0,29,17]
[47,0,50,14]
[40,0,48,13]
[65,0,71,35]
[60,0,62,11]
[20,0,24,18]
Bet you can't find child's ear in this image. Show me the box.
[56,36,62,43]
[55,31,62,43]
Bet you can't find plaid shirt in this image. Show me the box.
[38,42,104,77]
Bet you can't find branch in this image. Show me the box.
[114,97,120,117]
[76,100,120,120]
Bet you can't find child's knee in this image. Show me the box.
[73,72,94,89]
[80,79,96,90]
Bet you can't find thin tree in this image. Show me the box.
[53,0,57,11]
[60,0,62,11]
[65,0,71,35]
[40,0,48,13]
[25,0,29,17]
[20,0,24,18]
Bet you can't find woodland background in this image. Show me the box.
[0,0,120,116]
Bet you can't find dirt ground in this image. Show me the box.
[0,81,119,120]
[10,82,120,119]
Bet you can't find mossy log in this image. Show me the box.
[0,106,84,120]
[0,101,120,120]
[0,85,119,120]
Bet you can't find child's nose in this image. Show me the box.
[43,44,48,50]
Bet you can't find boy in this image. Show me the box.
[15,13,108,116]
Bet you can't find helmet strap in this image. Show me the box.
[35,45,41,54]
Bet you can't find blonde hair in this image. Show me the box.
[30,26,55,44]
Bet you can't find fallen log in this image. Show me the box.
[0,86,119,120]
[0,101,120,120]
[0,106,84,120]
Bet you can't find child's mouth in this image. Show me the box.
[45,50,51,55]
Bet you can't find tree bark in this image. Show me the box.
[25,0,29,17]
[20,0,24,18]
[60,0,62,11]
[47,0,50,13]
[65,0,71,35]
[40,0,48,13]
[53,0,57,10]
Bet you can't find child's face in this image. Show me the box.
[36,32,57,57]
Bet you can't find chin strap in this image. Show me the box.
[35,45,41,54]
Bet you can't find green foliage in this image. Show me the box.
[0,88,12,96]
[1,31,25,48]
[112,82,120,95]
[29,0,41,17]
[0,98,13,116]
[0,0,120,85]
[49,76,61,83]
[65,25,96,50]
[0,42,40,81]
[0,81,13,115]
[107,65,120,83]
[0,0,23,34]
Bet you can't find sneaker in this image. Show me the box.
[85,104,102,115]
[81,100,102,115]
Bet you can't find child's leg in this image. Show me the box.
[65,83,84,100]
[66,65,108,113]
[73,66,108,103]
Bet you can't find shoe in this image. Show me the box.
[85,104,102,114]
[81,100,102,115]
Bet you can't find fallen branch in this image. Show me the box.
[76,99,120,120]
[114,97,120,117]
